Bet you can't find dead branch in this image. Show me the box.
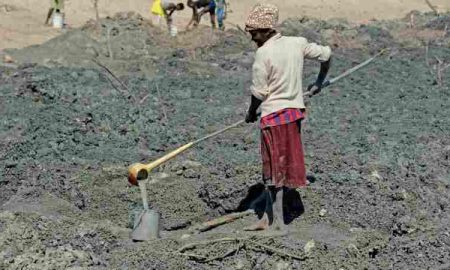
[424,41,434,76]
[92,0,101,33]
[178,237,243,253]
[191,210,255,233]
[425,0,439,16]
[177,235,306,262]
[155,82,168,125]
[92,58,136,102]
[246,239,306,261]
[204,243,243,262]
[106,27,114,60]
[409,12,415,28]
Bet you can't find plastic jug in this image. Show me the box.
[52,12,63,29]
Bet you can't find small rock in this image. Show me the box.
[243,135,255,144]
[180,234,191,240]
[183,169,199,178]
[276,261,291,270]
[182,160,201,169]
[154,172,170,180]
[319,209,327,217]
[349,227,363,233]
[176,170,183,175]
[235,259,245,270]
[370,170,382,181]
[4,55,14,63]
[304,239,315,255]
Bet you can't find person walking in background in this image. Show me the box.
[186,0,216,30]
[44,0,65,25]
[216,0,227,30]
[244,3,332,231]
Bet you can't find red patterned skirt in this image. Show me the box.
[261,120,307,188]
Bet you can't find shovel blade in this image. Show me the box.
[131,210,160,241]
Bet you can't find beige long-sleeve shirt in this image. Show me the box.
[250,33,331,117]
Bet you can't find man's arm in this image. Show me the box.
[307,57,331,96]
[245,95,263,123]
[303,40,332,96]
[245,51,268,123]
[186,7,199,29]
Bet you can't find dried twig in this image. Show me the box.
[178,237,243,253]
[434,56,448,87]
[92,58,136,102]
[204,243,243,262]
[191,210,254,233]
[424,41,434,76]
[177,235,306,262]
[106,27,114,60]
[425,0,439,16]
[409,12,415,28]
[155,82,168,125]
[247,239,306,261]
[92,0,101,33]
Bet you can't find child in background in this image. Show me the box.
[186,0,217,29]
[161,1,185,32]
[216,0,227,30]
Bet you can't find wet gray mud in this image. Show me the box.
[1,11,450,269]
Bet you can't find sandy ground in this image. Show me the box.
[0,0,450,50]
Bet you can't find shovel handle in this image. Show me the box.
[138,181,149,210]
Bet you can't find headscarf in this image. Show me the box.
[245,3,279,31]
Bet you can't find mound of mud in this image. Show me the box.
[1,11,450,269]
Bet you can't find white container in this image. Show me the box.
[52,12,64,29]
[170,26,178,37]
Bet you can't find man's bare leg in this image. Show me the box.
[210,14,217,29]
[272,188,287,231]
[244,188,272,231]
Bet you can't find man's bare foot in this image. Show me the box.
[244,213,269,231]
[272,220,288,233]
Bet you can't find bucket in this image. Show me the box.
[52,12,63,29]
[170,25,178,37]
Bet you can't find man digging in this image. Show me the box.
[244,3,331,231]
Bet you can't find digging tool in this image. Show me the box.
[131,180,160,241]
[128,119,248,185]
[307,48,389,92]
[127,48,388,240]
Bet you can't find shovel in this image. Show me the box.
[128,119,248,241]
[131,179,160,241]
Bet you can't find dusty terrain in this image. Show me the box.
[1,1,450,270]
[1,0,450,49]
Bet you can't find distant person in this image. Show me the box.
[243,3,332,231]
[151,0,165,26]
[216,0,227,30]
[186,0,216,30]
[45,0,65,26]
[160,1,185,31]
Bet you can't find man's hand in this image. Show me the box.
[306,81,322,97]
[245,110,258,123]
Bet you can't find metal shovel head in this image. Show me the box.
[131,209,160,241]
